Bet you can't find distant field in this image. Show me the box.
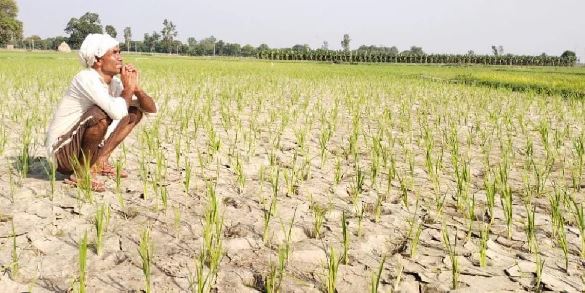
[1,51,585,292]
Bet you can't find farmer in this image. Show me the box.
[45,33,157,192]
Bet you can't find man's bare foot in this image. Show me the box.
[93,161,128,178]
[64,174,106,192]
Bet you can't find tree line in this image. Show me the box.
[0,3,579,65]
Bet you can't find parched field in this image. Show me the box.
[1,51,585,292]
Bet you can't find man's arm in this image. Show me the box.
[122,64,157,113]
[134,88,157,113]
[120,65,137,107]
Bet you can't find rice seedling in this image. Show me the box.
[159,185,168,211]
[11,220,18,279]
[524,203,537,253]
[234,154,245,193]
[408,207,423,257]
[42,160,57,200]
[310,201,328,239]
[534,253,544,292]
[479,223,489,268]
[373,191,384,223]
[556,214,569,272]
[483,171,496,222]
[356,204,365,238]
[325,246,339,293]
[8,165,17,202]
[0,123,6,154]
[263,189,278,244]
[466,194,476,238]
[94,203,110,256]
[393,261,404,292]
[138,227,153,293]
[202,181,224,274]
[283,166,298,197]
[572,199,585,258]
[114,158,125,208]
[498,165,513,239]
[386,154,396,194]
[17,116,33,178]
[441,225,459,289]
[334,157,343,185]
[189,252,207,293]
[78,231,88,293]
[319,123,332,167]
[341,211,350,265]
[369,254,386,293]
[70,154,94,203]
[572,132,585,190]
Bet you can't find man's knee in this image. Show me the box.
[128,107,143,124]
[86,118,110,139]
[88,105,113,127]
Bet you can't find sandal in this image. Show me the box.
[64,175,106,192]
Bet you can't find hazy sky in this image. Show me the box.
[16,0,585,57]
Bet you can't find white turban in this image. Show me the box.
[78,33,119,68]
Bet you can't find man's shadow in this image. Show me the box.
[8,156,68,181]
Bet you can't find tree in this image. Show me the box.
[491,45,498,56]
[321,41,329,50]
[224,43,241,56]
[241,44,256,57]
[105,25,117,38]
[24,35,41,49]
[0,0,23,46]
[187,37,197,48]
[409,46,424,55]
[123,27,132,51]
[215,40,225,55]
[257,43,270,51]
[161,19,177,53]
[199,35,216,55]
[65,12,103,49]
[561,50,576,58]
[292,44,310,51]
[341,34,351,51]
[143,31,161,53]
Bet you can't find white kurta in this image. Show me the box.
[45,68,129,161]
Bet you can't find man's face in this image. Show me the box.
[95,46,123,75]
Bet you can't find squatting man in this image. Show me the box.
[45,33,157,192]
